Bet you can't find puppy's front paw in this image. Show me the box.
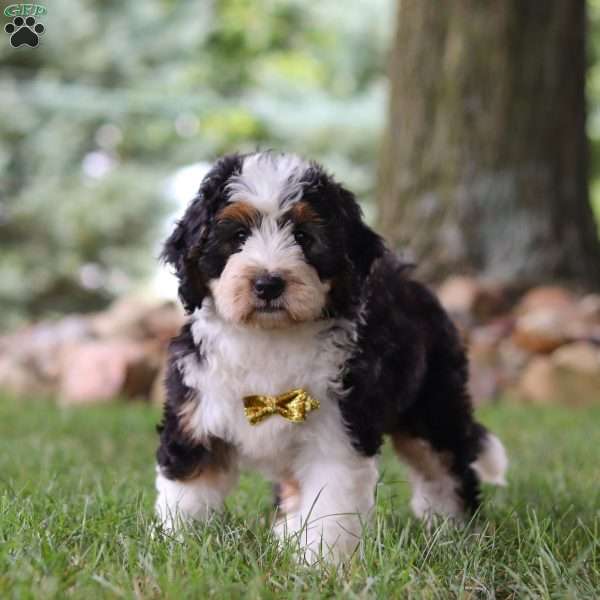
[154,467,224,536]
[273,512,360,565]
[154,495,189,539]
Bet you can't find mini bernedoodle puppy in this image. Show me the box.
[155,151,508,562]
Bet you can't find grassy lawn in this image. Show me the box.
[0,397,598,599]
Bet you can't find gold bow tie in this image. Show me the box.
[243,388,320,425]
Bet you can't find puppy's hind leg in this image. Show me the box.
[392,432,477,523]
[392,423,507,524]
[391,311,506,523]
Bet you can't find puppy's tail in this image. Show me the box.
[471,428,508,486]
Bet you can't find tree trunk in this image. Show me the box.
[378,0,600,289]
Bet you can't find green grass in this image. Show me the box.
[0,397,598,599]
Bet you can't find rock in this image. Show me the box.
[467,320,514,404]
[512,309,569,353]
[150,357,169,407]
[517,342,600,406]
[90,296,151,340]
[0,355,48,397]
[513,286,588,354]
[496,337,531,384]
[516,286,576,314]
[0,317,92,397]
[552,342,600,375]
[141,301,184,343]
[123,341,163,399]
[438,276,507,325]
[570,295,600,344]
[0,299,179,403]
[59,340,161,405]
[512,287,600,352]
[512,287,599,352]
[550,342,600,406]
[59,342,126,405]
[90,296,184,342]
[578,294,600,322]
[517,357,557,405]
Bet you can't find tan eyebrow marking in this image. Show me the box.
[288,201,321,224]
[217,201,262,227]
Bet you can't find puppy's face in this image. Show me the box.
[163,152,383,328]
[206,199,332,328]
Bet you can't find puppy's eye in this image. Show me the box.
[293,230,311,244]
[234,229,248,243]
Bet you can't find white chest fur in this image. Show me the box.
[178,303,356,480]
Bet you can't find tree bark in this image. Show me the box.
[378,0,600,289]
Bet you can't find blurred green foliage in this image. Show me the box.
[0,0,393,329]
[588,0,600,227]
[3,0,599,331]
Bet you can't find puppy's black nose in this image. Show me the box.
[254,275,285,301]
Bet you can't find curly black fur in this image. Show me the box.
[156,323,233,480]
[340,253,485,510]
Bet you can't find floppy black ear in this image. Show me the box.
[161,214,208,314]
[161,153,244,313]
[336,186,385,280]
[301,164,384,280]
